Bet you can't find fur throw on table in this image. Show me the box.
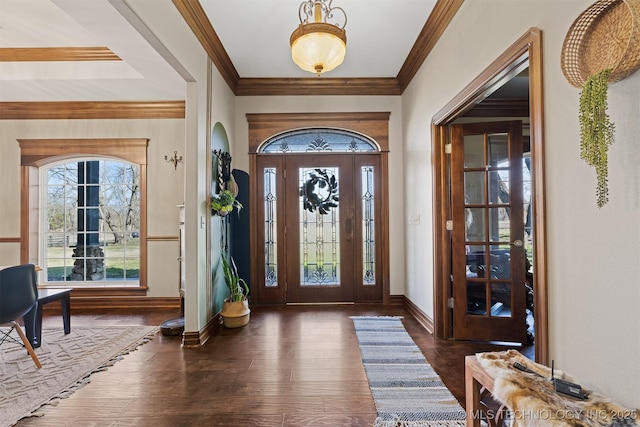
[476,350,639,427]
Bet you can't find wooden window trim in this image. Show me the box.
[18,138,149,294]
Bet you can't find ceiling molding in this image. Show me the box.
[396,0,465,92]
[172,0,240,92]
[0,101,185,120]
[461,98,530,118]
[236,78,401,96]
[0,47,121,62]
[176,0,464,96]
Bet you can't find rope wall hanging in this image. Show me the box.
[561,0,640,207]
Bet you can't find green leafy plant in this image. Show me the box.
[211,189,242,216]
[222,254,249,302]
[579,68,615,208]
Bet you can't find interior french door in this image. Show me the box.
[450,121,528,344]
[255,153,382,304]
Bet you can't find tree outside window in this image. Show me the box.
[44,158,141,287]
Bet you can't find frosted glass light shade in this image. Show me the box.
[290,22,346,75]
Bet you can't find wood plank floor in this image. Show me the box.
[16,304,532,426]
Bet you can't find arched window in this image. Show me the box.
[19,138,148,293]
[259,128,379,153]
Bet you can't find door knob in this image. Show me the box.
[510,239,523,247]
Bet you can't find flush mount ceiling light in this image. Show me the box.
[290,0,347,76]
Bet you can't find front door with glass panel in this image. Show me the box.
[286,155,353,302]
[450,121,527,343]
[254,130,383,305]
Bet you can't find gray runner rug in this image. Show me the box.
[351,316,466,427]
[0,325,158,427]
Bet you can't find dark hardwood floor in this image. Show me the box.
[17,304,532,426]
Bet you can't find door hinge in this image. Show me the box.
[445,220,453,231]
[447,297,454,308]
[444,143,452,154]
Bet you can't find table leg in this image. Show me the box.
[61,293,71,334]
[34,302,44,348]
[465,360,482,427]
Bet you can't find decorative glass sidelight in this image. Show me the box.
[361,166,376,285]
[299,167,340,286]
[263,168,278,287]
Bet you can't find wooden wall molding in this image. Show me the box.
[172,0,240,93]
[19,138,149,166]
[174,0,464,96]
[0,101,185,120]
[0,47,120,62]
[246,112,391,153]
[236,78,401,96]
[396,0,465,92]
[461,98,530,118]
[182,313,221,347]
[147,236,179,242]
[0,237,20,243]
[403,296,435,334]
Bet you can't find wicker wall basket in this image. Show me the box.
[561,0,640,88]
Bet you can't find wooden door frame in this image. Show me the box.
[247,112,391,305]
[431,28,548,364]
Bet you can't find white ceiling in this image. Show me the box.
[202,0,435,79]
[0,0,436,102]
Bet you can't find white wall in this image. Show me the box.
[234,96,406,295]
[128,0,237,332]
[403,0,640,408]
[0,118,184,298]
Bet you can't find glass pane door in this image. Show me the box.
[286,155,354,303]
[451,121,527,344]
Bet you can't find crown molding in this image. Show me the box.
[396,0,465,92]
[461,98,530,117]
[0,101,185,120]
[0,47,120,62]
[172,0,240,92]
[236,77,401,96]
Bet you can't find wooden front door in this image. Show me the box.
[255,153,383,304]
[450,121,528,344]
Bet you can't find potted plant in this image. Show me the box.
[211,189,242,216]
[220,254,250,328]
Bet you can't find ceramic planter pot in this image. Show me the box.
[221,299,250,328]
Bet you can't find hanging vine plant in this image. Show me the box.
[560,0,640,207]
[579,68,615,208]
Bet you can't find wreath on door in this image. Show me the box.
[299,169,339,214]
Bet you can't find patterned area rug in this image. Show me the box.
[351,316,466,427]
[0,325,159,427]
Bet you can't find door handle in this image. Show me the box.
[510,239,523,247]
[346,218,352,241]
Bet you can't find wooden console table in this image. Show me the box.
[24,288,72,348]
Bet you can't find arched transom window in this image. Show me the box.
[259,128,379,153]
